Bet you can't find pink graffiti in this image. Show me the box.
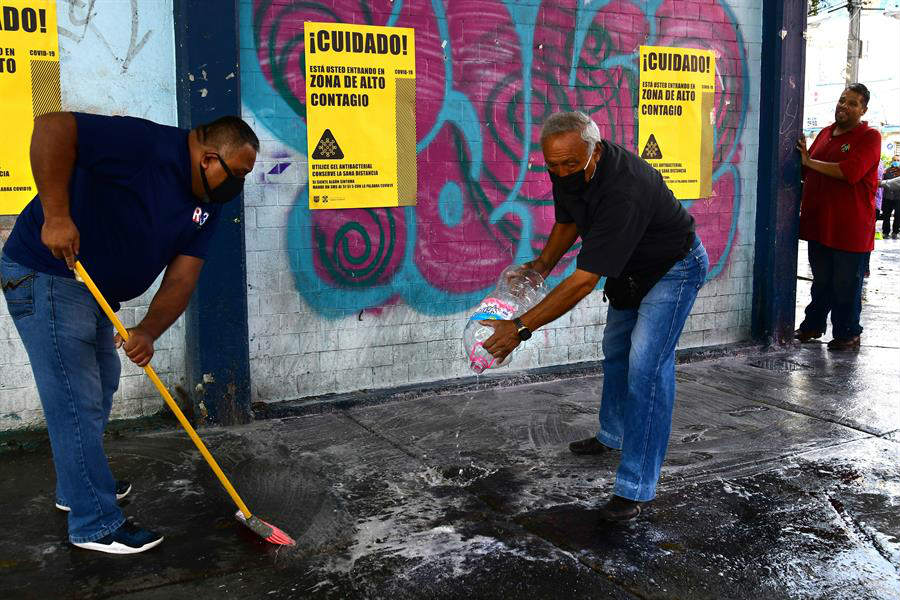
[253,0,746,295]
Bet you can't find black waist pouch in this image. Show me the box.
[604,232,695,310]
[604,269,668,310]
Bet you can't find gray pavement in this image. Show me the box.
[0,241,898,599]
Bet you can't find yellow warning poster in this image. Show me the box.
[638,45,715,200]
[0,1,60,215]
[305,22,416,209]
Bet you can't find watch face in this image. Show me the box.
[514,318,531,341]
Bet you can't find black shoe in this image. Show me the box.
[893,233,899,240]
[597,495,644,522]
[794,328,823,343]
[72,519,163,554]
[569,437,613,455]
[56,480,132,512]
[827,336,860,351]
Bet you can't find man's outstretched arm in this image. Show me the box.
[482,268,600,362]
[119,255,204,367]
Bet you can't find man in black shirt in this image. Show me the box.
[482,111,708,521]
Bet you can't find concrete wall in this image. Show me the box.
[1,1,765,429]
[0,0,178,430]
[239,0,763,404]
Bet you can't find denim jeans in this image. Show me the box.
[1,254,124,543]
[798,240,866,339]
[597,236,709,502]
[882,198,899,236]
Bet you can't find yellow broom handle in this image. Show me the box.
[74,261,253,519]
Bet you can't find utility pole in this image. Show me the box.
[846,0,862,84]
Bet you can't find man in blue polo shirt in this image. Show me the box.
[0,112,258,554]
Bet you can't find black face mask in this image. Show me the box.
[200,153,244,204]
[548,152,592,197]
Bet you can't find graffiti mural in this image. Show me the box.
[242,0,749,318]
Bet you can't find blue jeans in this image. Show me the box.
[1,254,124,543]
[597,236,709,502]
[798,240,866,339]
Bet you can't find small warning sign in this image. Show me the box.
[311,129,344,160]
[305,21,417,209]
[641,134,662,160]
[0,1,61,215]
[638,45,715,199]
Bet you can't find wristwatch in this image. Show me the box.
[513,317,532,341]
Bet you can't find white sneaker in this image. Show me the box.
[72,520,163,554]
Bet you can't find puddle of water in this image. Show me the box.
[748,358,808,372]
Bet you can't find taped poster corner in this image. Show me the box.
[638,45,716,201]
[305,22,417,210]
[0,1,60,215]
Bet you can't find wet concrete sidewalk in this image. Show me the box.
[1,243,899,599]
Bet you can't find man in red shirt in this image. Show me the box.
[795,83,881,350]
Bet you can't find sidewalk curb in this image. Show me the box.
[0,340,766,454]
[250,340,763,420]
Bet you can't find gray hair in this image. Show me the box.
[539,111,602,153]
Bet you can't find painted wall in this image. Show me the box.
[240,0,763,403]
[1,1,765,429]
[0,0,177,430]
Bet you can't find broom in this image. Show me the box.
[74,261,295,546]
